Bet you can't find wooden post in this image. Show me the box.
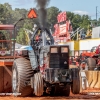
[0,67,4,92]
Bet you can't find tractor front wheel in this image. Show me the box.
[33,72,44,96]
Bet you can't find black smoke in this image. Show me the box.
[34,0,50,29]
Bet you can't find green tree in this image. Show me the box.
[0,3,96,43]
[67,12,91,31]
[47,6,61,30]
[80,15,90,30]
[4,3,12,10]
[0,4,7,23]
[16,28,28,45]
[0,3,13,24]
[71,14,82,30]
[67,12,75,21]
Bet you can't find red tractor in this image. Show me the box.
[78,45,100,70]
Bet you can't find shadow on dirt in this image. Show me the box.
[10,86,100,99]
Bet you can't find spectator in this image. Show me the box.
[81,33,86,39]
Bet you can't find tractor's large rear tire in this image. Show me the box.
[71,68,80,94]
[33,72,44,96]
[12,58,34,96]
[87,58,96,70]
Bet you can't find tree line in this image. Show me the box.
[0,3,99,45]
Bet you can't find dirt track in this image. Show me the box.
[1,65,100,99]
[0,93,100,100]
[1,89,100,100]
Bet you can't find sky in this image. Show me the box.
[0,0,100,19]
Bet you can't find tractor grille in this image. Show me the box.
[49,54,60,68]
[49,53,69,69]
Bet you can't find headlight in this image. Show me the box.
[50,47,58,53]
[61,47,68,53]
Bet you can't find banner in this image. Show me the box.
[57,11,67,23]
[54,24,59,35]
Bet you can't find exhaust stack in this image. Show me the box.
[31,0,53,46]
[34,0,50,29]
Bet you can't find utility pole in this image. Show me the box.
[96,6,98,20]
